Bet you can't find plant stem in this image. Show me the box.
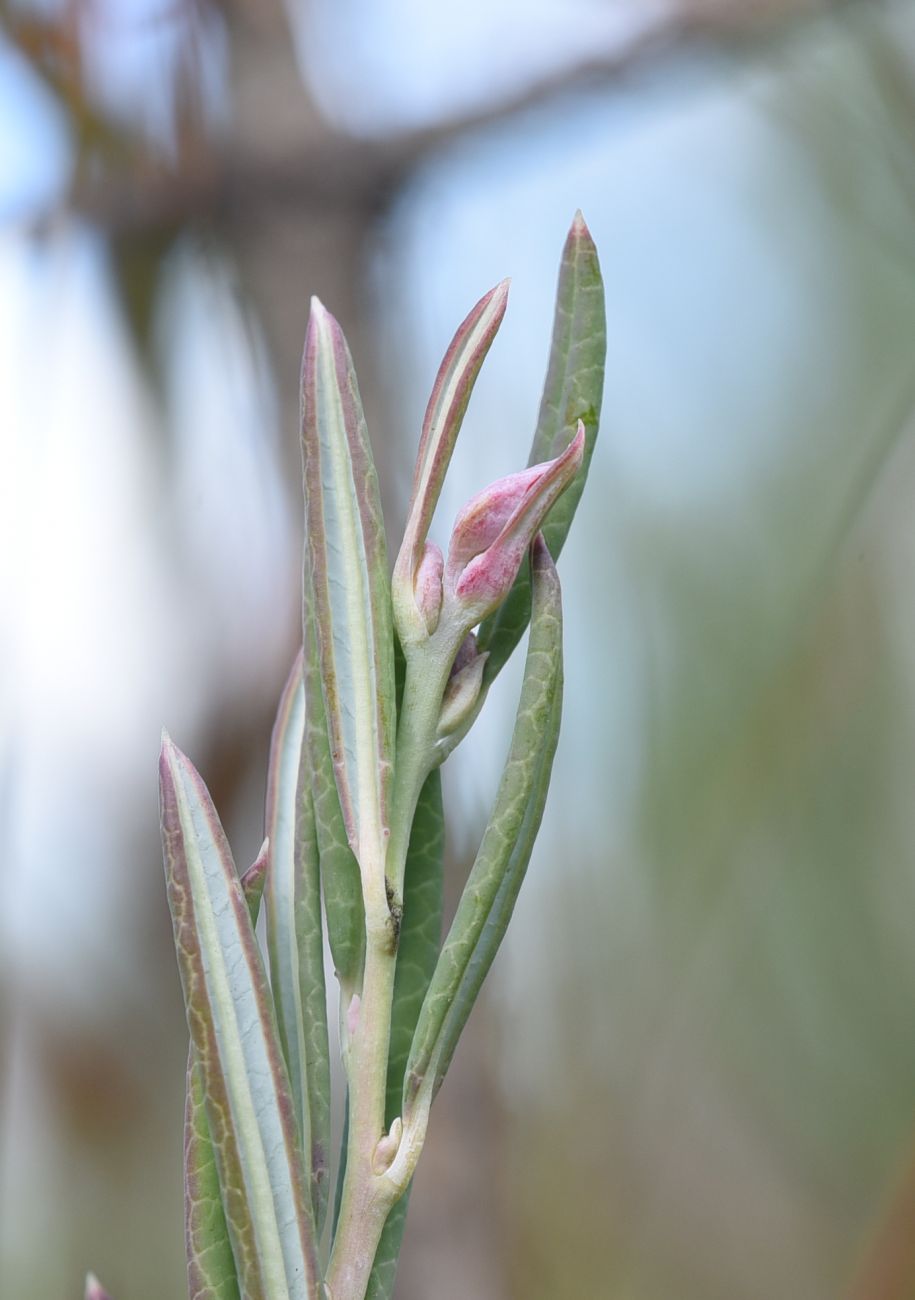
[325,649,452,1299]
[325,917,398,1299]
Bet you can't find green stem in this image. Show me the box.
[325,920,398,1300]
[325,648,452,1300]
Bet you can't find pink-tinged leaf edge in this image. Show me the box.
[160,734,319,1300]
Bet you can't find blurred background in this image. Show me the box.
[4,0,915,1296]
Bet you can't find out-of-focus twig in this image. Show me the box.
[31,0,869,239]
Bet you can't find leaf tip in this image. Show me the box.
[570,417,586,459]
[570,209,592,241]
[492,275,511,308]
[305,295,336,356]
[475,277,510,337]
[85,1273,112,1300]
[158,729,177,791]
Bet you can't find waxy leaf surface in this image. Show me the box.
[264,654,332,1236]
[184,838,267,1300]
[304,590,364,990]
[160,736,319,1300]
[404,538,563,1113]
[301,299,395,902]
[478,211,604,679]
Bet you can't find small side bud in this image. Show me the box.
[346,993,361,1039]
[414,541,444,635]
[372,1116,403,1174]
[438,648,489,738]
[451,630,479,675]
[86,1274,113,1300]
[240,837,269,915]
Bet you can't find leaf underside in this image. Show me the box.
[161,737,319,1300]
[185,836,269,1300]
[304,586,365,990]
[264,653,332,1239]
[301,299,396,890]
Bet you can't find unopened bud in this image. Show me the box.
[414,541,444,635]
[438,648,488,737]
[444,422,585,627]
[372,1116,403,1174]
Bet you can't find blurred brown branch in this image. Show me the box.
[21,0,869,240]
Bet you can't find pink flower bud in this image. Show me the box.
[444,422,585,626]
[445,464,555,583]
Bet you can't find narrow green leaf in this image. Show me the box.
[366,769,445,1300]
[331,1089,349,1239]
[185,839,267,1300]
[160,736,319,1300]
[404,538,563,1114]
[478,210,604,680]
[185,1054,242,1300]
[264,653,332,1237]
[386,770,445,1122]
[431,687,561,1097]
[301,298,396,902]
[304,588,364,991]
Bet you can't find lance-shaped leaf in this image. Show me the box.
[264,654,332,1236]
[185,1056,241,1300]
[160,736,319,1300]
[394,280,509,642]
[431,687,561,1097]
[304,585,364,992]
[185,839,267,1300]
[404,537,563,1116]
[301,297,396,898]
[478,210,604,679]
[367,769,445,1300]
